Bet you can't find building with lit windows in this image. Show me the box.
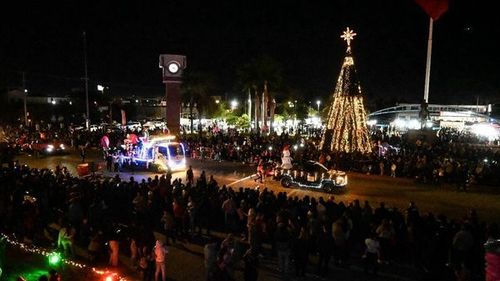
[368,103,497,131]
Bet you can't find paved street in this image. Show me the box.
[15,149,500,223]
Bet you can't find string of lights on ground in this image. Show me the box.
[1,233,126,281]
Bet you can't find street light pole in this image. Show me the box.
[316,100,321,111]
[83,31,90,130]
[22,72,28,126]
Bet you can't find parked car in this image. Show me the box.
[276,160,347,193]
[22,139,68,156]
[143,119,166,130]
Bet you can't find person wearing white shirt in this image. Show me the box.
[363,232,380,275]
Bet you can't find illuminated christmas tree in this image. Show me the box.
[320,27,372,154]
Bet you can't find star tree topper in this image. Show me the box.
[341,27,357,50]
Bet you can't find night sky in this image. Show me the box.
[1,0,499,107]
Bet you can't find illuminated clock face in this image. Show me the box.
[168,62,179,74]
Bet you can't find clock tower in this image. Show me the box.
[159,54,187,135]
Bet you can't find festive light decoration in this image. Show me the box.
[1,233,128,280]
[340,27,357,49]
[48,252,62,266]
[320,27,372,154]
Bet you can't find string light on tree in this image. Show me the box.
[320,27,372,154]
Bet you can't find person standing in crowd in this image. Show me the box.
[332,216,349,266]
[451,223,474,276]
[106,152,113,172]
[376,218,395,263]
[379,161,385,176]
[248,208,264,257]
[218,234,236,281]
[108,232,120,267]
[222,196,237,233]
[87,231,102,265]
[187,196,199,237]
[186,165,194,186]
[199,170,207,186]
[293,227,309,277]
[154,240,168,281]
[200,147,205,162]
[113,151,120,172]
[390,162,397,177]
[204,238,219,281]
[255,160,264,183]
[275,220,291,275]
[139,246,154,281]
[130,236,139,269]
[57,223,74,257]
[317,224,333,276]
[173,198,186,239]
[79,144,86,163]
[363,231,380,275]
[243,247,259,281]
[160,210,175,245]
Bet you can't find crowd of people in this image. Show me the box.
[1,123,500,281]
[2,122,499,189]
[178,128,500,189]
[0,159,499,281]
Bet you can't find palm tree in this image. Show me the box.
[181,70,217,134]
[236,56,283,131]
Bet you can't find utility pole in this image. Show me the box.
[22,72,28,126]
[83,31,90,130]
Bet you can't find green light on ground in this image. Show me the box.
[48,252,61,266]
[6,269,48,281]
